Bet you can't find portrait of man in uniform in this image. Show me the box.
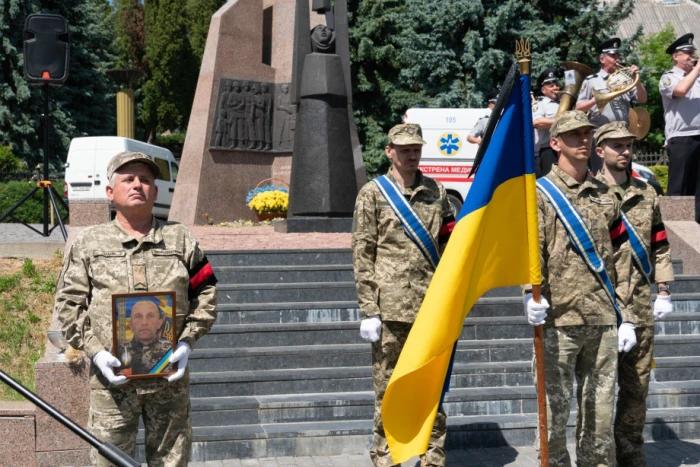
[113,294,177,378]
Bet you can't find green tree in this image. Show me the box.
[141,0,223,140]
[0,0,116,167]
[185,0,226,62]
[348,0,636,177]
[636,24,676,154]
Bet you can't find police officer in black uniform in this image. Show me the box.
[660,33,700,224]
[533,68,561,177]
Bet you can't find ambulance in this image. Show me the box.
[403,107,486,214]
[404,107,665,214]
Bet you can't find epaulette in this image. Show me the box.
[537,96,545,101]
[661,70,673,75]
[584,74,598,80]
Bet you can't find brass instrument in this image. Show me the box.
[628,107,651,140]
[555,61,594,118]
[593,66,639,112]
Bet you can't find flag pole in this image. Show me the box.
[516,39,549,467]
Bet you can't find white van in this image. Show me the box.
[65,136,179,219]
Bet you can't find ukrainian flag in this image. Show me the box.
[381,69,542,462]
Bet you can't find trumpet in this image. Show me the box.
[692,57,699,67]
[593,66,639,112]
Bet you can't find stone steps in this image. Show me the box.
[147,249,700,462]
[188,334,700,372]
[187,355,700,398]
[185,380,700,428]
[199,310,700,348]
[135,407,700,461]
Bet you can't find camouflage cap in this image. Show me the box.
[387,123,427,145]
[106,151,161,180]
[550,110,597,138]
[594,121,637,145]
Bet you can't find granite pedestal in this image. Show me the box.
[273,216,352,233]
[660,196,700,275]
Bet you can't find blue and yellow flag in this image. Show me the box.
[381,70,542,462]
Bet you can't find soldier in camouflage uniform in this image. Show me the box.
[352,123,455,467]
[117,300,174,375]
[593,121,675,466]
[522,111,635,467]
[55,152,218,467]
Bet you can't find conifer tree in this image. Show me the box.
[0,0,116,167]
[349,0,636,177]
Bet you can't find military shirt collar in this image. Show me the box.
[385,169,425,195]
[112,216,163,245]
[598,69,609,80]
[672,66,688,77]
[549,164,597,193]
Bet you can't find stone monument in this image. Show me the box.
[275,0,360,233]
[169,0,365,225]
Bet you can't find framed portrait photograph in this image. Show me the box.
[111,291,177,379]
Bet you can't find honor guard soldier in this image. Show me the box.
[522,111,635,466]
[533,68,562,178]
[593,121,675,466]
[352,123,455,467]
[467,91,498,146]
[660,33,700,224]
[55,152,218,466]
[576,37,647,174]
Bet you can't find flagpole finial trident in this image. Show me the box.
[516,38,531,75]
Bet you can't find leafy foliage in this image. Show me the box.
[0,146,23,173]
[0,180,68,224]
[636,24,676,154]
[650,165,669,193]
[141,0,224,139]
[348,0,636,177]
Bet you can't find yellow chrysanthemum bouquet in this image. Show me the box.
[247,179,289,220]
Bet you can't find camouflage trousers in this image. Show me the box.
[88,383,191,467]
[615,326,654,467]
[371,321,447,467]
[535,325,618,467]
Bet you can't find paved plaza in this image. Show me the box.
[186,439,700,466]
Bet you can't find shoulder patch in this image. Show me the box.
[533,104,539,113]
[662,76,672,88]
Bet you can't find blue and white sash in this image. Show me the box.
[372,175,440,269]
[621,212,653,282]
[536,177,622,327]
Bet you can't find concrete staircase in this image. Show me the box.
[137,249,700,462]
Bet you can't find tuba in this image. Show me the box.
[593,66,639,112]
[555,61,594,118]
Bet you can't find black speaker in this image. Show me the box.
[23,13,70,86]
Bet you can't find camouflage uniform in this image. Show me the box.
[353,125,455,467]
[526,158,628,466]
[56,217,218,466]
[593,138,674,465]
[117,338,174,376]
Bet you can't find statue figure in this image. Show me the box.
[276,84,295,150]
[261,83,273,150]
[226,81,246,148]
[214,107,227,147]
[250,84,266,150]
[242,81,257,150]
[216,81,231,147]
[311,25,335,54]
[288,24,357,216]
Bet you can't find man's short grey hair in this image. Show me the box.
[108,161,152,187]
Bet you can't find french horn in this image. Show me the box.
[593,67,639,112]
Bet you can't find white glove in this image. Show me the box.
[167,342,192,382]
[360,316,382,343]
[654,294,673,321]
[523,293,549,326]
[93,350,127,386]
[618,322,637,353]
